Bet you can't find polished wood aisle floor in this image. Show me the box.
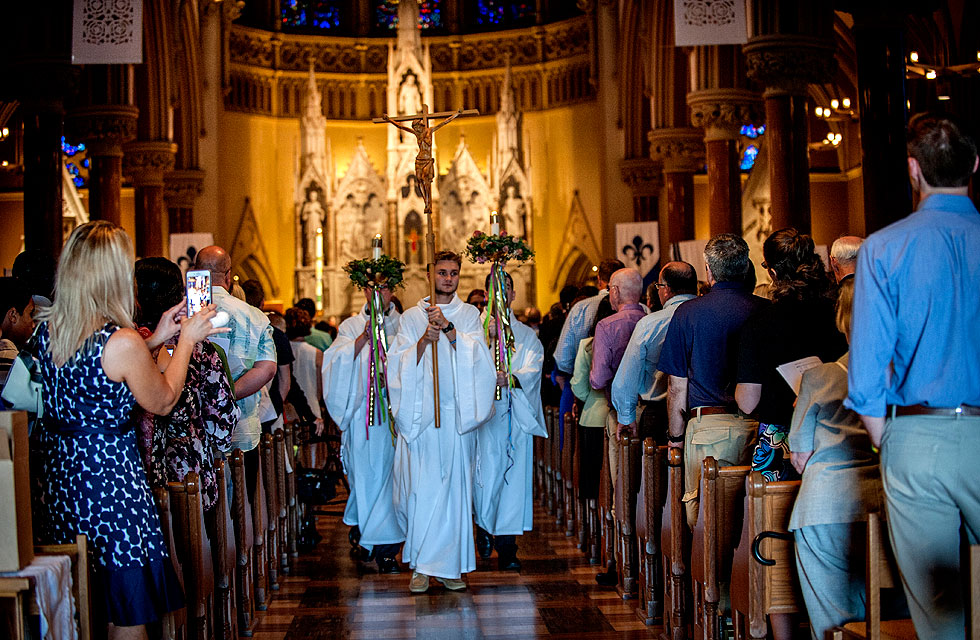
[251,489,664,639]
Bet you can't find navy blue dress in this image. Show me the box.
[30,322,183,626]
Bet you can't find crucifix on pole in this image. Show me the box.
[374,104,480,428]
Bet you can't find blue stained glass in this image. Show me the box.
[740,145,759,171]
[282,0,340,29]
[61,136,86,156]
[740,124,766,139]
[62,136,89,187]
[376,0,442,30]
[82,158,90,169]
[475,0,532,26]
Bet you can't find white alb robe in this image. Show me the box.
[387,295,496,579]
[474,313,548,536]
[322,304,404,550]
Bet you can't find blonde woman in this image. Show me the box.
[30,221,225,639]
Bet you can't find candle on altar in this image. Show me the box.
[372,234,383,260]
[490,211,500,235]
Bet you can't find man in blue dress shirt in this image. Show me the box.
[847,113,980,640]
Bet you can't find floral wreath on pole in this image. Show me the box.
[343,255,406,444]
[465,227,533,479]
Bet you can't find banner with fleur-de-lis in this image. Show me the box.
[616,222,660,284]
[72,0,143,65]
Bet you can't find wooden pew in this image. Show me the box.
[212,459,238,640]
[251,447,272,610]
[543,407,554,513]
[617,433,641,599]
[730,472,801,640]
[690,458,750,640]
[229,450,257,635]
[168,473,215,640]
[660,446,688,640]
[599,427,616,578]
[574,416,587,552]
[552,408,564,524]
[562,410,576,538]
[829,511,915,640]
[153,487,187,640]
[636,441,667,626]
[34,536,91,640]
[284,423,299,560]
[260,433,281,591]
[274,429,290,576]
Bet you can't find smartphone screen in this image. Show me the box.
[185,270,212,317]
[164,345,175,357]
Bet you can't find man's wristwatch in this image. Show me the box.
[441,321,455,334]
[667,432,685,443]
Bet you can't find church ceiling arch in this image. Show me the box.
[550,190,601,292]
[231,197,280,297]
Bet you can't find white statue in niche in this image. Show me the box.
[499,183,526,238]
[300,189,324,266]
[398,72,423,116]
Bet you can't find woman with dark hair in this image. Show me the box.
[133,257,240,540]
[735,228,846,482]
[285,306,323,422]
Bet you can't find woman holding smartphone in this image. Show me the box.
[30,221,226,639]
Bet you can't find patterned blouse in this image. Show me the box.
[136,341,240,511]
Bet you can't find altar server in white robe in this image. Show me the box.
[473,269,547,570]
[322,259,405,574]
[387,250,496,593]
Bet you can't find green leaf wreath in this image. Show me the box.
[344,255,406,289]
[464,230,534,265]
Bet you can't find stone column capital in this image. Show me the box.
[619,157,663,197]
[743,34,837,96]
[687,89,764,141]
[163,168,206,208]
[648,128,706,173]
[123,141,178,187]
[65,105,139,157]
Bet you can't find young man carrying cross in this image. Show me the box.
[387,250,496,593]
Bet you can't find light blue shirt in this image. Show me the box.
[553,290,607,375]
[846,194,980,417]
[211,286,277,451]
[611,294,695,423]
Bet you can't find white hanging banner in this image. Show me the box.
[616,222,660,280]
[72,0,143,65]
[676,238,709,282]
[673,0,747,47]
[169,233,214,277]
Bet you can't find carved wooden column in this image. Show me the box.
[688,88,763,236]
[124,141,177,257]
[649,129,704,264]
[66,105,139,224]
[163,169,205,233]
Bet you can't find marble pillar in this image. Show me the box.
[648,128,704,265]
[163,169,206,233]
[123,141,177,257]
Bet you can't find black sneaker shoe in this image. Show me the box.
[476,527,494,560]
[348,526,361,548]
[498,553,521,571]
[377,557,402,574]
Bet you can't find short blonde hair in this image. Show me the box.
[835,277,854,341]
[37,221,135,365]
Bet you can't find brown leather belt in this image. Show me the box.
[692,406,735,417]
[891,404,980,418]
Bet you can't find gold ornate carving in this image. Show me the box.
[619,157,663,197]
[164,168,206,208]
[687,89,764,141]
[648,128,706,173]
[123,141,178,187]
[65,105,139,156]
[743,35,836,96]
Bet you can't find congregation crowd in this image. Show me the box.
[0,112,977,640]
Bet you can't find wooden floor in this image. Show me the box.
[250,490,664,639]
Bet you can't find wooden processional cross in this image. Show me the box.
[374,105,479,428]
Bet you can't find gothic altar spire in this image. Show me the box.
[396,0,422,64]
[301,60,328,180]
[495,55,522,173]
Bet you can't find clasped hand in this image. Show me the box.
[419,305,448,346]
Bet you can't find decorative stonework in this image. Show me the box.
[65,104,139,156]
[163,168,206,208]
[78,0,137,47]
[619,157,663,197]
[687,89,764,141]
[122,141,177,187]
[743,35,836,96]
[648,128,706,173]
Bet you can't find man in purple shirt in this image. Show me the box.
[589,268,646,586]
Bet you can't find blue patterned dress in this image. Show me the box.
[30,322,184,626]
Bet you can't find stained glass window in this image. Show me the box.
[376,0,442,30]
[281,0,341,30]
[740,124,766,139]
[474,1,533,26]
[740,145,759,171]
[62,136,88,188]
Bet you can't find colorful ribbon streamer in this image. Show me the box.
[365,287,396,445]
[484,261,517,479]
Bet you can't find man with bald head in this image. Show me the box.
[829,235,862,283]
[612,262,698,444]
[195,245,277,495]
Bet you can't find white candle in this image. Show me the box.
[372,234,383,260]
[490,211,499,235]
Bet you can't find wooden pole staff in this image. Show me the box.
[374,105,479,429]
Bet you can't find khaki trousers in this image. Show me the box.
[682,411,758,529]
[604,409,620,492]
